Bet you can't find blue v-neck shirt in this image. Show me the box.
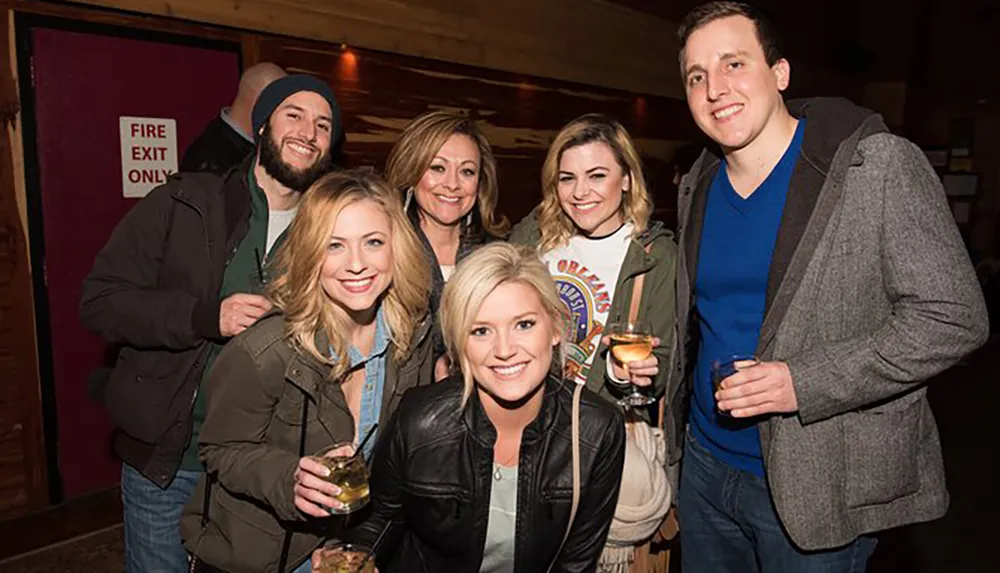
[690,120,806,477]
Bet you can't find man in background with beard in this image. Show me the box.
[80,74,339,573]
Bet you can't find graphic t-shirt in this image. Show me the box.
[541,223,632,384]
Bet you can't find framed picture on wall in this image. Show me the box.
[924,147,949,168]
[943,173,979,197]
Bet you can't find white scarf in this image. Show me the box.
[597,421,672,572]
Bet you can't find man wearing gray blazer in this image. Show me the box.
[668,2,989,572]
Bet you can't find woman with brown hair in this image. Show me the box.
[511,113,676,406]
[181,169,437,573]
[510,114,678,571]
[386,111,509,285]
[385,111,509,379]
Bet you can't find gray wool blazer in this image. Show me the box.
[666,98,988,551]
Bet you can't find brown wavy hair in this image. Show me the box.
[267,169,431,380]
[537,113,653,252]
[384,110,509,237]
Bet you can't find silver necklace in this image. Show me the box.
[494,450,518,481]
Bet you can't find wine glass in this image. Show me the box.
[606,320,657,408]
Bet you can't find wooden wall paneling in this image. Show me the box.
[241,32,261,69]
[258,35,701,227]
[15,0,240,43]
[0,4,47,519]
[67,0,684,98]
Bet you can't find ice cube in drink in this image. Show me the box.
[313,444,370,513]
[315,543,375,573]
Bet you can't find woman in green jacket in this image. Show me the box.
[510,113,678,408]
[181,169,436,573]
[510,113,679,571]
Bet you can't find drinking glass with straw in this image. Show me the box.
[314,523,391,573]
[311,424,379,514]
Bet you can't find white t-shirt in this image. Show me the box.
[480,464,517,573]
[267,207,298,255]
[541,223,632,385]
[440,264,455,282]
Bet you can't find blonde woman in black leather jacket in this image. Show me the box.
[315,242,626,572]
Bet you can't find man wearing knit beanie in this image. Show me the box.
[251,73,340,194]
[80,72,340,573]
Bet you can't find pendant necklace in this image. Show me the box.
[493,449,518,481]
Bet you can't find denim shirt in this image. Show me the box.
[332,309,390,461]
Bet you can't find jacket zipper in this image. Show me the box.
[169,195,213,413]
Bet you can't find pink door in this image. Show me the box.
[21,17,240,498]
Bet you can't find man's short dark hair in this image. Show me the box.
[677,2,783,67]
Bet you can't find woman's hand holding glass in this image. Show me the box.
[293,443,356,517]
[603,320,659,407]
[604,335,661,387]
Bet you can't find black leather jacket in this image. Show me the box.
[345,377,626,572]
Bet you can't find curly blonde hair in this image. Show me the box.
[268,170,431,380]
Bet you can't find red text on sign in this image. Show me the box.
[130,123,167,138]
[131,146,169,161]
[127,169,173,184]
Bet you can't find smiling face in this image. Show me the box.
[258,90,335,192]
[319,199,394,318]
[556,141,629,237]
[413,133,480,228]
[682,15,790,153]
[465,281,561,405]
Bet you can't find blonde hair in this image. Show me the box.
[268,169,432,380]
[439,243,570,406]
[538,113,653,252]
[385,110,510,237]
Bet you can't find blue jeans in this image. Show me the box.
[678,431,877,573]
[121,464,201,573]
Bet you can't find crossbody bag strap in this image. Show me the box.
[548,382,583,572]
[627,242,667,427]
[627,263,647,326]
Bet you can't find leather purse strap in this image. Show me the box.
[548,382,583,572]
[627,262,647,326]
[626,243,666,427]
